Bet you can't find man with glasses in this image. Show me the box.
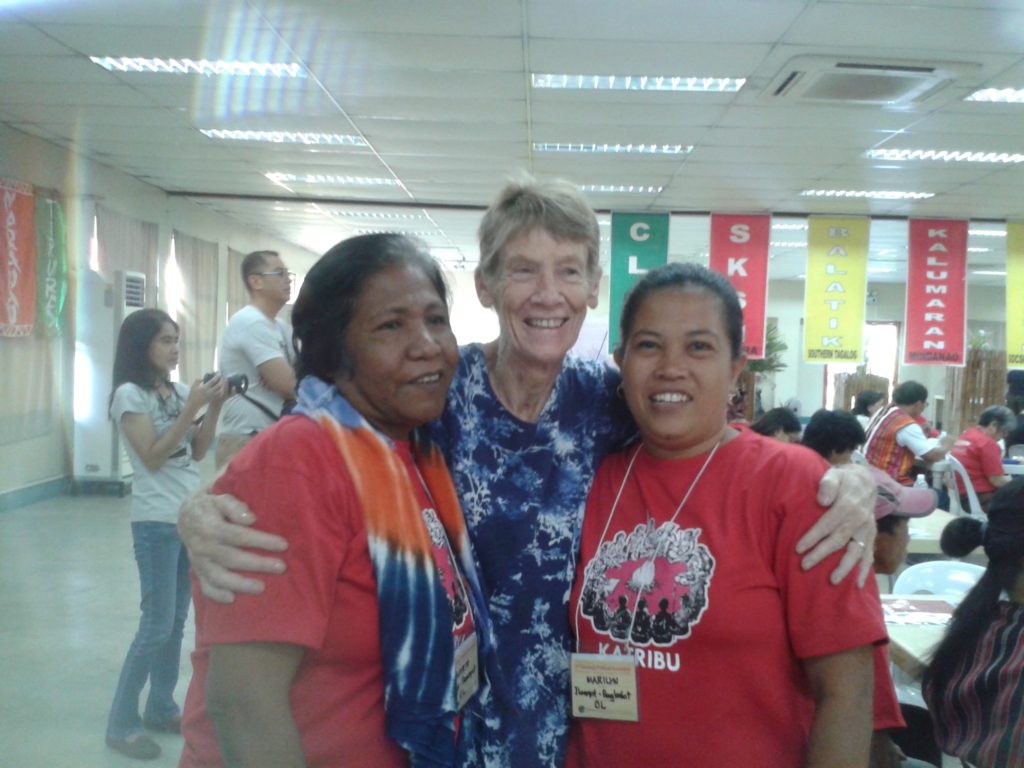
[215,250,296,467]
[863,380,955,486]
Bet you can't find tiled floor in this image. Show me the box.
[1,490,193,767]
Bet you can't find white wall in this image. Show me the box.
[0,123,316,498]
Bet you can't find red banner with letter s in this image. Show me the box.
[709,214,770,359]
[0,177,36,338]
[904,219,966,366]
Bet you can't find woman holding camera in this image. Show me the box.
[105,309,228,760]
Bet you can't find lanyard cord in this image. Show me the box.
[573,436,723,653]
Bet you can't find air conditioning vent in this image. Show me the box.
[762,55,980,107]
[122,272,146,308]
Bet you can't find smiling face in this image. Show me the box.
[614,286,746,460]
[476,227,599,368]
[334,264,458,440]
[147,321,180,378]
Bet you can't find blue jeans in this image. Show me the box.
[106,522,191,739]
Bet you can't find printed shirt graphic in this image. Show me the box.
[429,344,633,768]
[568,431,886,768]
[578,520,714,647]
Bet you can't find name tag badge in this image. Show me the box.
[570,652,639,722]
[454,634,480,711]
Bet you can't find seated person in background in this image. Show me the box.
[853,390,886,431]
[802,408,938,768]
[750,406,803,443]
[1007,393,1024,454]
[923,479,1024,768]
[950,405,1016,512]
[864,381,954,486]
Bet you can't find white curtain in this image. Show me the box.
[95,205,159,305]
[226,247,247,322]
[172,231,219,383]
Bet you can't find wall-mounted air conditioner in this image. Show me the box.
[761,55,980,107]
[73,269,146,494]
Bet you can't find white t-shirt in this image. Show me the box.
[111,382,200,524]
[218,304,294,435]
[895,420,939,458]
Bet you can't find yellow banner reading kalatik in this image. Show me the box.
[803,217,869,364]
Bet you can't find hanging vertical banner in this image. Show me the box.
[0,177,36,338]
[709,214,770,359]
[1007,222,1024,369]
[35,194,67,339]
[803,216,869,364]
[904,219,967,366]
[609,212,669,352]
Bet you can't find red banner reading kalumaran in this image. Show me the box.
[709,214,770,359]
[904,218,967,366]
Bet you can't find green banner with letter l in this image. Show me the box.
[609,213,669,353]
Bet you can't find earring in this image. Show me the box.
[616,383,625,399]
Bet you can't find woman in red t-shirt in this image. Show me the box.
[568,264,885,768]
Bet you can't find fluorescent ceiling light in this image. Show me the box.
[581,184,664,194]
[969,228,1006,237]
[972,270,1007,276]
[265,172,398,186]
[90,56,305,77]
[867,267,895,273]
[201,129,365,146]
[866,148,1024,163]
[770,241,805,248]
[800,189,934,200]
[965,87,1024,103]
[967,247,991,253]
[328,210,423,220]
[532,73,745,92]
[533,142,692,155]
[772,222,807,230]
[354,228,437,237]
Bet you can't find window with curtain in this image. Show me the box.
[171,231,219,383]
[226,247,248,322]
[95,205,159,305]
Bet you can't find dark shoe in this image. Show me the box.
[105,732,161,760]
[142,714,182,734]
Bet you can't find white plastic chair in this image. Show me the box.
[892,560,985,596]
[940,454,986,520]
[889,560,986,716]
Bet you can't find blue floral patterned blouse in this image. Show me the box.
[430,344,634,768]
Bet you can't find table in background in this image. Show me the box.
[883,594,957,679]
[907,509,957,556]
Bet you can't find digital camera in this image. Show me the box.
[203,372,248,395]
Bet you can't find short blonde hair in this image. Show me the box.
[477,175,600,290]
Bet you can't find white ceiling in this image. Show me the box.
[2,0,1023,285]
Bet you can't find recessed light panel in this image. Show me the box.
[201,130,365,146]
[800,189,934,200]
[532,74,745,92]
[533,142,692,155]
[90,56,305,77]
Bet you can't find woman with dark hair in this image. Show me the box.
[569,264,884,767]
[853,390,886,430]
[178,234,489,767]
[178,179,878,768]
[750,406,803,443]
[105,309,228,761]
[923,478,1024,768]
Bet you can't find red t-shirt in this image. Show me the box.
[567,430,886,767]
[180,417,472,767]
[951,426,1004,494]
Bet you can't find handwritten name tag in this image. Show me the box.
[454,634,479,710]
[570,653,638,722]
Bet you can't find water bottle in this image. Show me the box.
[913,473,928,489]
